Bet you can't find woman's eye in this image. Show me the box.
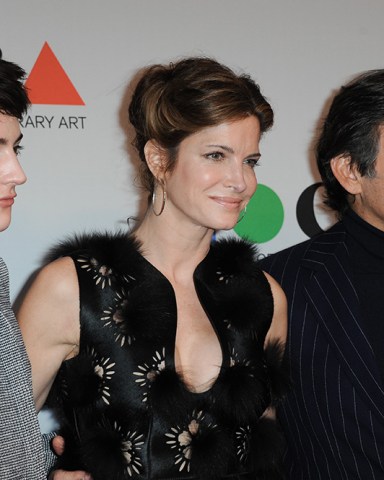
[245,158,260,168]
[205,151,224,161]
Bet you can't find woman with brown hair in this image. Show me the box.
[19,57,288,480]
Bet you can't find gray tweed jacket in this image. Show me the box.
[0,257,47,479]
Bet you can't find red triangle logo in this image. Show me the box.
[25,42,85,105]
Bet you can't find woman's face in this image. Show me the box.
[163,115,261,231]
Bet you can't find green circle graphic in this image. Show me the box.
[234,184,284,243]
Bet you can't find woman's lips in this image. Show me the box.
[210,196,242,210]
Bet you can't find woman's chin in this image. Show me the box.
[209,220,238,232]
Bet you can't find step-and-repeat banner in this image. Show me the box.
[2,0,384,430]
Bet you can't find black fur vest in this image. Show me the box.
[48,233,288,480]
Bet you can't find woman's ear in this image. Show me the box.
[330,154,363,195]
[144,140,167,179]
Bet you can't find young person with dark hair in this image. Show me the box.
[19,57,288,480]
[0,48,42,480]
[261,69,384,479]
[0,49,90,480]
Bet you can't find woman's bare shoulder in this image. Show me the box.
[33,256,79,301]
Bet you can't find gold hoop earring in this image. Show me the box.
[152,182,167,216]
[237,205,247,224]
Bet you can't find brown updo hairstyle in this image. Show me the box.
[129,57,274,194]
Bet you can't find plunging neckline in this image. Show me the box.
[133,243,229,395]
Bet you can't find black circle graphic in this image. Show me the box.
[296,182,324,238]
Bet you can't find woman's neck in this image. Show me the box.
[134,210,214,285]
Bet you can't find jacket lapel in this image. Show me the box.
[301,223,384,420]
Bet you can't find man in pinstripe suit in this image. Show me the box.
[0,52,90,479]
[261,70,384,479]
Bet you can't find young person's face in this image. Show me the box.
[0,113,26,231]
[163,116,261,232]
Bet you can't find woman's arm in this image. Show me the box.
[263,271,288,348]
[17,256,80,411]
[261,272,288,419]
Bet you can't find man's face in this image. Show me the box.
[0,113,26,231]
[352,125,384,231]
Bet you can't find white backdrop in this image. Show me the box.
[1,0,384,431]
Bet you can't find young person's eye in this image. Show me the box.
[14,145,24,156]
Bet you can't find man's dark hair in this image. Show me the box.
[0,49,30,119]
[316,69,384,217]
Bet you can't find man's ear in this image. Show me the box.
[144,140,167,179]
[330,154,362,195]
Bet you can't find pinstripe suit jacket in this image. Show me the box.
[0,257,46,479]
[260,222,384,480]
